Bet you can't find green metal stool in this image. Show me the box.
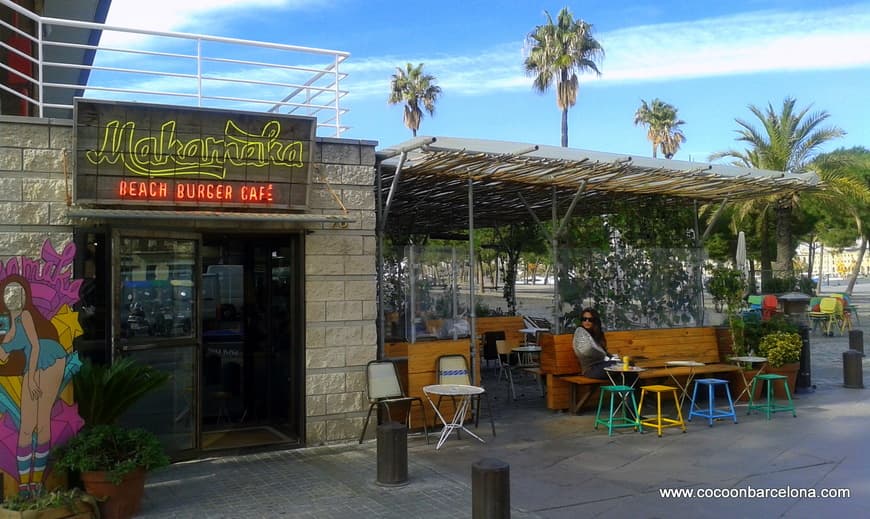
[594,385,642,436]
[747,374,796,419]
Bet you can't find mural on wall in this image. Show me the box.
[0,240,84,496]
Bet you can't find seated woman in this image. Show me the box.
[572,308,619,380]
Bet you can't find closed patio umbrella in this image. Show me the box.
[736,231,748,280]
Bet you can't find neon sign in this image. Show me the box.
[75,100,314,210]
[118,180,274,202]
[86,120,304,179]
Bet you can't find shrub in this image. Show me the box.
[758,331,802,368]
[53,424,169,484]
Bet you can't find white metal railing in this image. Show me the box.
[0,0,349,136]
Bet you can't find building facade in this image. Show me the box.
[0,108,378,454]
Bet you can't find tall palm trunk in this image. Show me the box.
[774,204,793,277]
[846,212,865,295]
[760,211,773,290]
[846,237,866,295]
[561,108,569,147]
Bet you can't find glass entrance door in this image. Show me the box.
[112,231,199,454]
[200,234,302,449]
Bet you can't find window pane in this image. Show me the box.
[119,237,196,343]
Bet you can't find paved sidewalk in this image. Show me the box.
[139,290,870,518]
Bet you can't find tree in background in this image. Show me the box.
[633,98,686,159]
[709,97,844,279]
[802,147,870,294]
[524,7,603,147]
[388,63,442,137]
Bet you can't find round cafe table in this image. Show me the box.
[423,384,486,450]
[728,356,768,403]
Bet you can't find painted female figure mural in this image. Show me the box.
[0,241,83,497]
[0,276,75,495]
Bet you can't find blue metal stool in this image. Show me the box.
[748,374,797,419]
[687,378,737,426]
[594,385,642,436]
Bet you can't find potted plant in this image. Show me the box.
[0,487,98,519]
[72,357,170,426]
[52,357,171,519]
[757,331,802,397]
[53,425,169,519]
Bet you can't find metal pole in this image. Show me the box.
[849,329,864,355]
[468,174,478,385]
[452,247,459,340]
[409,245,416,343]
[376,163,385,359]
[551,186,560,334]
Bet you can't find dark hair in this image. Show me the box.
[580,307,607,350]
[0,274,60,342]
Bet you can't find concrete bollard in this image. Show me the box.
[849,329,864,355]
[376,422,408,486]
[843,350,864,389]
[472,458,510,519]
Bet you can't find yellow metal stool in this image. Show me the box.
[638,384,687,437]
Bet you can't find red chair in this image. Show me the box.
[761,295,779,321]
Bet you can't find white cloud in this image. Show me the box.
[347,4,870,97]
[94,2,870,103]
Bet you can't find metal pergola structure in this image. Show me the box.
[374,136,821,376]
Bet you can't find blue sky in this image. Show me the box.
[102,0,870,163]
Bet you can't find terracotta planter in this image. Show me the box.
[80,468,146,519]
[764,362,800,399]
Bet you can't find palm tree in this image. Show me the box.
[388,63,442,137]
[633,98,686,159]
[524,7,604,147]
[710,97,845,278]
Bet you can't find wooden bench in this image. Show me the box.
[540,327,739,413]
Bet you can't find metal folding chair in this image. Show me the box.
[359,360,428,444]
[436,354,496,437]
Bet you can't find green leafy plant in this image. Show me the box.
[1,487,97,512]
[757,331,802,368]
[53,424,170,484]
[706,266,748,355]
[73,357,171,425]
[743,313,799,355]
[707,267,746,314]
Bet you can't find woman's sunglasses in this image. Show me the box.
[580,317,594,322]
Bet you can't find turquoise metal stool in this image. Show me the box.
[747,374,797,419]
[687,378,737,426]
[594,385,642,436]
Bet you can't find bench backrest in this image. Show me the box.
[540,326,724,375]
[475,315,528,348]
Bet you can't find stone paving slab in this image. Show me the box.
[139,285,870,518]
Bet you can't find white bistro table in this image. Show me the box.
[665,360,706,408]
[728,355,768,403]
[512,345,542,366]
[423,384,486,450]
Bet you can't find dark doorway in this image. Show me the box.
[200,234,303,450]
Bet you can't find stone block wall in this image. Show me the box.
[0,116,75,261]
[1,115,379,447]
[304,137,378,444]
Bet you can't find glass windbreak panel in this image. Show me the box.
[119,237,196,344]
[559,246,706,331]
[383,245,471,342]
[119,346,195,452]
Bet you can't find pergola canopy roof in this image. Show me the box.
[376,136,820,235]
